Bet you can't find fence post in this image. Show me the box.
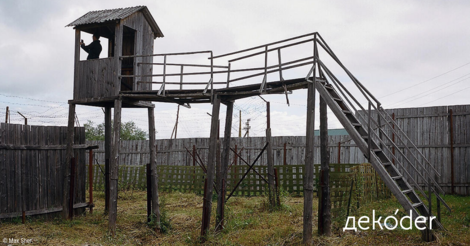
[146,163,151,222]
[337,142,341,164]
[69,157,76,220]
[449,108,455,194]
[274,168,281,207]
[283,143,287,166]
[193,145,196,189]
[89,149,93,214]
[104,106,111,214]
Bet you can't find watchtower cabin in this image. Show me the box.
[66,6,163,107]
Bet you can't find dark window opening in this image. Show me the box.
[121,26,136,92]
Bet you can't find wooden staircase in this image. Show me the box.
[313,76,449,229]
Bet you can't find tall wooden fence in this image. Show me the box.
[359,105,470,195]
[0,123,88,219]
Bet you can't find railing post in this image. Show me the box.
[210,52,214,99]
[377,107,383,149]
[180,65,184,90]
[392,112,396,165]
[158,55,167,96]
[226,63,231,88]
[277,48,283,81]
[367,102,372,161]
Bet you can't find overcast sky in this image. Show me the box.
[1,0,469,139]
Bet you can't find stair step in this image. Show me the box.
[332,97,342,102]
[392,175,403,180]
[373,148,382,152]
[361,135,369,139]
[352,122,361,127]
[383,162,392,166]
[412,203,423,208]
[402,189,413,194]
[342,109,352,114]
[325,84,333,90]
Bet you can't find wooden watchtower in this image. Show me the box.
[65,6,163,235]
[66,6,163,107]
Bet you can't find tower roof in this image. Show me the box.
[66,6,163,38]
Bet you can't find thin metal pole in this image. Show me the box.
[239,110,242,137]
[278,48,283,81]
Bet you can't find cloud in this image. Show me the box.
[2,0,470,134]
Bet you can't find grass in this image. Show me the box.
[0,189,469,245]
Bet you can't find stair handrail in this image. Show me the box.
[316,58,445,196]
[315,36,444,191]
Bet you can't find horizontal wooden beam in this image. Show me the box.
[0,203,90,219]
[0,144,99,150]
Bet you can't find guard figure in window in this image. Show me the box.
[80,33,102,60]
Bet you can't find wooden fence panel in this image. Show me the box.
[0,123,86,219]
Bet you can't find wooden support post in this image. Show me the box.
[89,149,93,214]
[318,95,331,236]
[109,99,121,236]
[148,107,161,232]
[69,158,76,220]
[201,95,221,240]
[215,120,221,193]
[146,164,151,223]
[63,103,75,219]
[216,100,233,231]
[266,102,277,207]
[105,106,111,213]
[114,22,123,95]
[422,177,435,242]
[303,80,316,244]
